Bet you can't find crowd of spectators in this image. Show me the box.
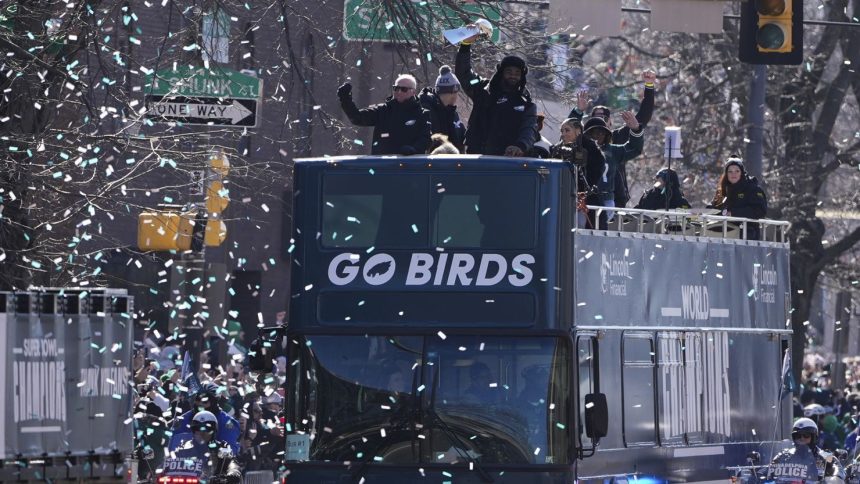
[131,326,287,480]
[794,352,860,459]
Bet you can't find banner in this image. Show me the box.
[573,233,790,329]
[0,291,134,459]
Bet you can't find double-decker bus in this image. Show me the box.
[268,154,792,483]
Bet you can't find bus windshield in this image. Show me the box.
[321,173,538,249]
[287,334,571,465]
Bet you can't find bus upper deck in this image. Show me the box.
[280,155,793,484]
[289,155,790,332]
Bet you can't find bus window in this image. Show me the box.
[426,336,570,465]
[658,332,685,445]
[622,334,656,446]
[577,335,598,447]
[430,174,537,249]
[322,174,428,248]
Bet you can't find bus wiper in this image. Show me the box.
[351,366,421,479]
[425,366,495,483]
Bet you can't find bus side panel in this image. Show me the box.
[576,329,790,482]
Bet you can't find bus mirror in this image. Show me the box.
[584,393,608,439]
[247,337,274,372]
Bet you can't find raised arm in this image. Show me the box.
[455,44,487,101]
[337,82,380,126]
[635,69,657,127]
[618,111,644,162]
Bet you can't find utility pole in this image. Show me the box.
[745,64,766,181]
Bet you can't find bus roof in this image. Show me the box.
[294,154,567,171]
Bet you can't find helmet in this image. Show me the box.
[792,417,818,445]
[190,410,218,433]
[803,403,827,417]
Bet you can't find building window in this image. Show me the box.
[202,9,230,64]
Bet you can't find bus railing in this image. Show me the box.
[586,205,790,243]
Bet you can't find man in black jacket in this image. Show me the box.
[455,44,537,156]
[337,74,431,155]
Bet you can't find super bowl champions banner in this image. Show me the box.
[0,291,133,459]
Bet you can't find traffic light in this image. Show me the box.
[204,151,230,247]
[137,211,195,251]
[739,0,803,65]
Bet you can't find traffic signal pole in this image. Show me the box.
[745,64,766,182]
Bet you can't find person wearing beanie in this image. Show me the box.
[455,43,537,156]
[336,73,431,155]
[707,157,768,240]
[569,70,658,207]
[583,112,644,224]
[418,65,466,152]
[634,167,691,211]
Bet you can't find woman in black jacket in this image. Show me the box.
[708,158,767,240]
[550,118,606,228]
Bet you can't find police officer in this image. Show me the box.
[769,418,845,481]
[168,411,242,484]
[171,383,241,454]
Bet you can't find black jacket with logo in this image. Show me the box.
[455,45,537,155]
[339,95,431,155]
[418,87,466,153]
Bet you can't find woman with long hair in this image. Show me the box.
[708,157,767,240]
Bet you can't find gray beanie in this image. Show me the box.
[435,65,461,94]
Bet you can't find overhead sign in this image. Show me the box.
[144,67,262,127]
[343,0,502,43]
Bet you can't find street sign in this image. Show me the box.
[343,0,501,43]
[145,67,262,127]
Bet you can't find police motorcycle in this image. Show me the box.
[842,450,859,484]
[155,410,243,484]
[728,419,846,484]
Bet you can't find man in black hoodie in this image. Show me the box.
[455,44,537,156]
[337,74,431,155]
[634,167,691,211]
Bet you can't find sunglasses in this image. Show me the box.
[190,422,216,433]
[392,85,413,93]
[792,432,813,439]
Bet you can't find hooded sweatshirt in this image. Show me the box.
[635,168,691,210]
[455,44,538,155]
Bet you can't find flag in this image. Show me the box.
[780,347,795,397]
[180,351,201,395]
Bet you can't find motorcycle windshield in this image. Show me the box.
[286,334,571,465]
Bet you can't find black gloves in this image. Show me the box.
[337,82,352,99]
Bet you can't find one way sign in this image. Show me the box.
[145,96,258,127]
[144,67,262,127]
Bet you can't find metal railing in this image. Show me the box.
[585,205,790,243]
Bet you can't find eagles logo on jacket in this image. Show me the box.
[455,44,538,156]
[339,95,432,156]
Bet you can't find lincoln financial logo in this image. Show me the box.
[13,338,67,427]
[753,263,778,303]
[600,252,633,296]
[327,252,535,287]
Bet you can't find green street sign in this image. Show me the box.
[343,0,501,43]
[147,66,262,100]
